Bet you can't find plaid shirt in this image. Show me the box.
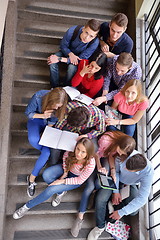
[55,101,106,139]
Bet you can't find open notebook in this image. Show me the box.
[39,126,79,152]
[63,86,93,106]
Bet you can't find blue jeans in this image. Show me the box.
[79,158,108,213]
[107,113,136,137]
[26,164,80,209]
[95,185,139,228]
[79,170,101,213]
[49,51,78,87]
[27,119,50,176]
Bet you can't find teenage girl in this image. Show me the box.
[13,138,96,219]
[25,87,68,197]
[71,131,136,237]
[71,52,108,98]
[106,79,149,136]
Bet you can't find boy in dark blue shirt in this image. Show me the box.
[48,19,100,88]
[99,13,133,58]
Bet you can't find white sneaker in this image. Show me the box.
[13,204,29,219]
[87,227,105,240]
[52,191,67,207]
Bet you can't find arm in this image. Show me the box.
[106,110,146,126]
[71,60,89,87]
[65,158,96,185]
[60,26,81,65]
[118,170,154,217]
[47,54,68,65]
[86,76,104,98]
[86,112,106,139]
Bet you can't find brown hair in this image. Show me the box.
[85,19,101,32]
[65,137,95,172]
[67,106,90,127]
[117,52,133,68]
[111,13,128,28]
[42,87,68,121]
[104,131,136,161]
[126,153,147,171]
[121,79,148,104]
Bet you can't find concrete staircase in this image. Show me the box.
[1,0,132,239]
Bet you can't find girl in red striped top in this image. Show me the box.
[13,138,96,219]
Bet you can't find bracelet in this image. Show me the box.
[110,167,115,170]
[118,120,122,125]
[58,57,62,62]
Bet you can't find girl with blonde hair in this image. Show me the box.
[106,79,149,136]
[25,87,68,197]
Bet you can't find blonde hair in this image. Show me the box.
[120,79,148,104]
[104,131,136,161]
[65,138,95,172]
[42,87,68,121]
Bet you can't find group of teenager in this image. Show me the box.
[13,13,154,240]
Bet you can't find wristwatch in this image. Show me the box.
[58,57,62,62]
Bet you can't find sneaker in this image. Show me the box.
[87,227,105,240]
[71,216,84,237]
[27,175,37,197]
[13,204,29,219]
[52,191,67,207]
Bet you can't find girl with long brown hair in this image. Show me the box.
[71,131,136,237]
[13,138,96,219]
[25,87,68,197]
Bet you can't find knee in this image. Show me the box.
[28,134,39,148]
[50,63,57,71]
[42,168,52,183]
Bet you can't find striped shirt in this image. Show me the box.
[55,101,106,139]
[63,151,96,185]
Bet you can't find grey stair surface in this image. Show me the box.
[2,0,130,239]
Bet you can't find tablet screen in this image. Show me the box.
[97,172,117,190]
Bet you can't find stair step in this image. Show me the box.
[17,32,61,44]
[25,5,111,21]
[13,228,113,240]
[14,79,50,88]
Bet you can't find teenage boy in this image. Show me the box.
[87,151,154,240]
[93,52,142,106]
[99,13,133,58]
[47,19,100,88]
[49,101,106,165]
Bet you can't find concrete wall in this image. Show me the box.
[0,0,9,49]
[135,0,156,19]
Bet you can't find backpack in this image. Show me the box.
[70,25,97,48]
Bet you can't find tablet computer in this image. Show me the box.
[97,172,117,190]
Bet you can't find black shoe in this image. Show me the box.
[27,175,37,197]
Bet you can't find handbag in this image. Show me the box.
[105,220,130,240]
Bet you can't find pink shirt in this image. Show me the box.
[97,132,113,158]
[63,152,96,185]
[114,92,149,115]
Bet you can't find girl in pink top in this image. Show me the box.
[106,79,149,136]
[71,131,136,237]
[13,138,96,220]
[71,52,108,98]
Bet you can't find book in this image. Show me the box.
[120,185,130,200]
[63,86,93,106]
[39,126,79,152]
[105,105,122,120]
[97,172,117,190]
